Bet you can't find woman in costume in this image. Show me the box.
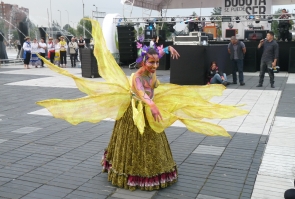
[36,20,248,191]
[22,36,31,69]
[102,46,180,191]
[54,38,61,67]
[30,38,41,68]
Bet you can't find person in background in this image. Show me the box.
[207,61,229,86]
[78,36,85,63]
[22,36,31,69]
[47,37,55,64]
[38,38,47,67]
[74,37,79,62]
[228,36,246,86]
[59,36,68,68]
[150,35,159,47]
[30,38,41,68]
[54,38,61,67]
[279,8,291,19]
[68,37,78,67]
[284,177,295,199]
[256,31,279,88]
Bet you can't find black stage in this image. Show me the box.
[170,41,295,85]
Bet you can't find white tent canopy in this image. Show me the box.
[121,0,295,11]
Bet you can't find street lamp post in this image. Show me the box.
[57,10,62,29]
[93,4,98,19]
[82,0,85,38]
[65,10,69,27]
[71,21,76,29]
[50,0,53,36]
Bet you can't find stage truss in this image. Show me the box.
[114,13,295,25]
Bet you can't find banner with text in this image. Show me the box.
[221,0,272,40]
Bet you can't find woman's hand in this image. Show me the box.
[150,104,163,122]
[168,46,180,59]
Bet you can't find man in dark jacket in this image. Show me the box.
[228,36,246,86]
[256,31,279,88]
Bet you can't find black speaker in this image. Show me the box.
[158,29,166,41]
[117,26,136,64]
[289,47,295,73]
[18,21,29,45]
[39,27,47,42]
[56,31,62,39]
[81,49,100,78]
[244,47,257,72]
[225,29,236,38]
[170,45,206,85]
[0,31,4,42]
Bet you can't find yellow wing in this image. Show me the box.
[37,56,128,95]
[179,118,231,137]
[90,19,130,91]
[37,93,130,125]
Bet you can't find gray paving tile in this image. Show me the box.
[12,127,42,134]
[193,145,225,156]
[0,139,7,144]
[196,194,226,199]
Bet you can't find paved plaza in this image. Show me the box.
[0,63,294,199]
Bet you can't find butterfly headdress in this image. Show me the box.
[135,42,169,64]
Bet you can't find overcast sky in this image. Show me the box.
[5,0,295,31]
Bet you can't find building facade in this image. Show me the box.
[0,1,29,29]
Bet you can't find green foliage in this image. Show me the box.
[211,7,222,15]
[12,30,18,40]
[115,31,118,50]
[63,24,71,31]
[77,17,92,38]
[0,20,7,37]
[160,23,172,39]
[68,27,77,36]
[211,7,222,38]
[271,8,294,38]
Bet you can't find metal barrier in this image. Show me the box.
[0,58,23,68]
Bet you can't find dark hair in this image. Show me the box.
[147,48,158,55]
[139,48,159,67]
[211,61,217,66]
[152,35,157,40]
[282,8,286,11]
[268,31,274,37]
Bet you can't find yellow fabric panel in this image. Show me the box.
[90,19,130,91]
[36,56,129,96]
[145,106,178,133]
[155,83,225,101]
[37,93,130,125]
[131,99,145,134]
[179,118,231,137]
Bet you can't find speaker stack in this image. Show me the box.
[244,47,257,72]
[38,27,47,42]
[289,48,295,73]
[117,26,136,64]
[81,49,100,78]
[18,22,29,45]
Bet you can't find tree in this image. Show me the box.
[271,8,294,38]
[63,24,71,31]
[211,7,222,38]
[67,27,77,36]
[12,30,18,41]
[160,23,172,39]
[211,7,221,15]
[77,17,92,38]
